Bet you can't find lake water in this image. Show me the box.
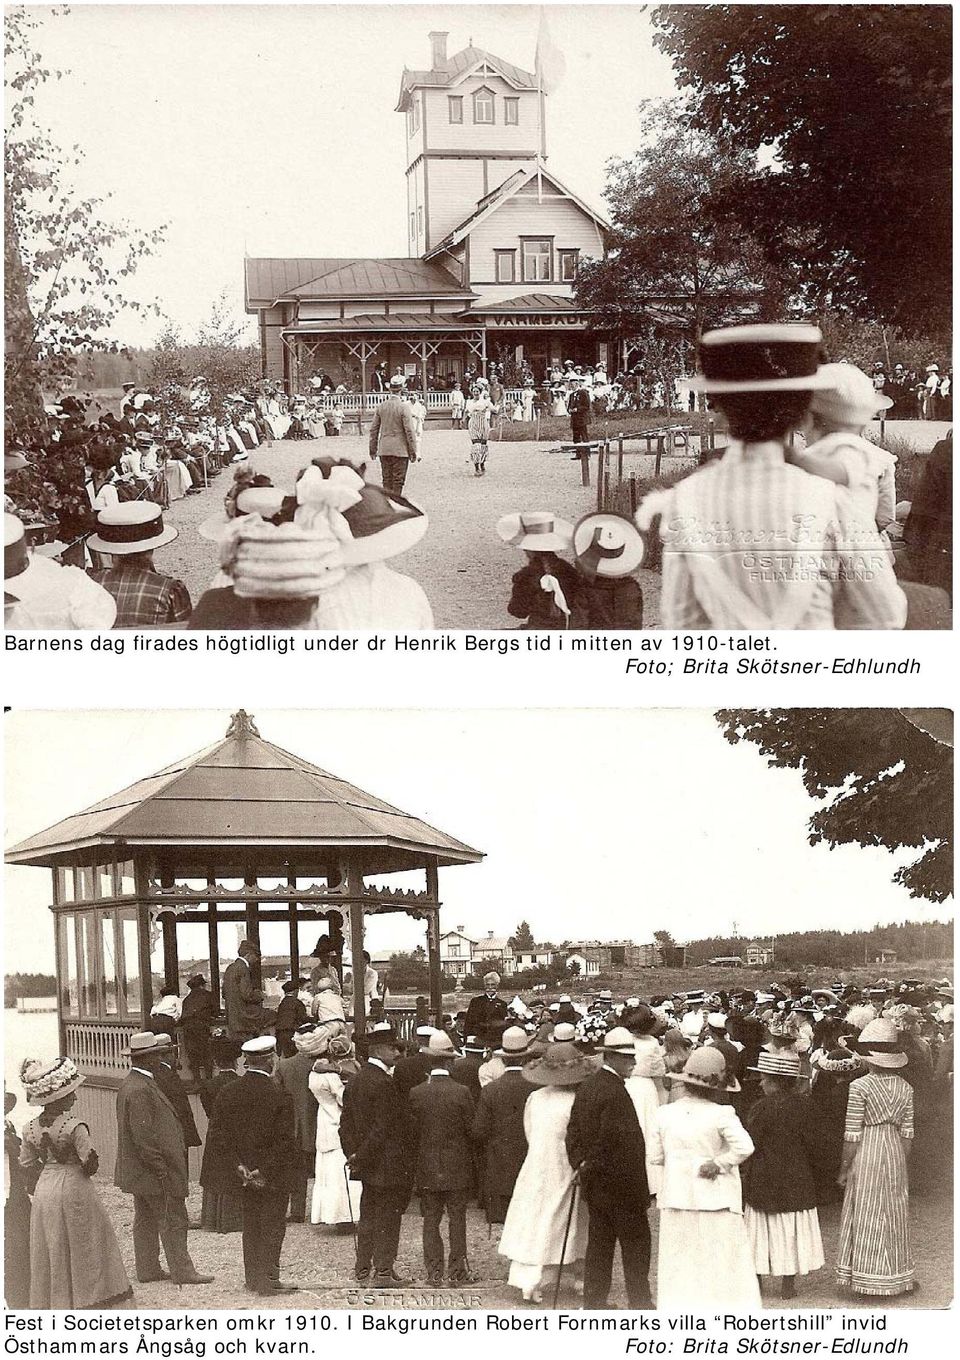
[3,1009,61,1129]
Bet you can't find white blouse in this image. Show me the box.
[647,1094,754,1213]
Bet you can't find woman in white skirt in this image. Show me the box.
[647,1047,760,1309]
[499,1040,598,1303]
[741,1050,824,1299]
[309,1034,360,1231]
[623,1003,667,1196]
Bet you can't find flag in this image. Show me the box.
[535,8,566,95]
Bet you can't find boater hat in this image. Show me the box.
[750,1050,801,1077]
[496,510,574,553]
[572,512,645,579]
[690,324,834,394]
[87,501,178,555]
[810,363,894,424]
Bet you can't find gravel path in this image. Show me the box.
[154,430,662,628]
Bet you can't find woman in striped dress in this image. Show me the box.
[465,380,494,476]
[836,1020,916,1297]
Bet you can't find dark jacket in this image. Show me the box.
[339,1061,413,1187]
[393,1050,433,1100]
[450,1054,483,1102]
[408,1073,476,1191]
[203,1071,297,1195]
[222,956,265,1037]
[472,1069,532,1208]
[180,986,216,1035]
[742,1092,819,1213]
[464,993,509,1042]
[276,1052,319,1155]
[155,1060,202,1148]
[576,576,643,630]
[566,1067,649,1210]
[507,557,584,629]
[115,1070,188,1199]
[198,1068,238,1120]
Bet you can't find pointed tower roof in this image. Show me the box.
[5,711,483,871]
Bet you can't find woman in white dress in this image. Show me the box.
[309,1035,360,1230]
[647,1046,760,1309]
[499,1039,598,1303]
[623,1004,667,1196]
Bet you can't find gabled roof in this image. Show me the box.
[396,45,537,111]
[470,293,583,314]
[245,257,469,310]
[424,166,609,260]
[6,713,483,872]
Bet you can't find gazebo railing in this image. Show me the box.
[294,389,527,413]
[65,1020,138,1080]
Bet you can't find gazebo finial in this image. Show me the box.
[226,709,260,739]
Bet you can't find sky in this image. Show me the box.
[13,4,679,345]
[3,708,950,976]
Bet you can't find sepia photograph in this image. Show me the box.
[3,707,953,1310]
[3,5,952,630]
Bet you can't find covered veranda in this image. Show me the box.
[4,710,483,1168]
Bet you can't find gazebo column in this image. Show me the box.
[161,912,179,991]
[244,898,262,988]
[350,903,366,1037]
[207,901,220,1010]
[288,900,300,982]
[426,858,442,1025]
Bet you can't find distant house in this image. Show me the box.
[439,926,478,978]
[707,955,744,968]
[876,949,898,965]
[473,931,516,976]
[513,945,557,971]
[746,943,774,967]
[564,952,598,977]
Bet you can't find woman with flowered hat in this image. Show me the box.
[647,1047,760,1308]
[498,1037,599,1303]
[835,1019,917,1297]
[741,1051,825,1300]
[309,1032,361,1230]
[18,1057,132,1308]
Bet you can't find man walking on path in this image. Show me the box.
[205,1036,299,1296]
[409,1032,480,1284]
[567,376,591,446]
[114,1032,213,1287]
[369,375,418,496]
[566,1026,653,1309]
[339,1022,414,1287]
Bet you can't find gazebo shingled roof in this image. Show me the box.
[6,713,482,870]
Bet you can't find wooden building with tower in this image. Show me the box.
[246,31,610,397]
[5,710,482,1171]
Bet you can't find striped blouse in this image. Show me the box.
[843,1072,914,1142]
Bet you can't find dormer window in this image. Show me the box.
[473,86,495,124]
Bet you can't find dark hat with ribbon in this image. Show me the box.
[691,324,834,394]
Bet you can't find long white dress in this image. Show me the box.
[499,1086,587,1296]
[626,1035,667,1195]
[309,1070,360,1226]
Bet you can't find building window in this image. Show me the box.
[417,206,423,236]
[522,238,552,282]
[410,212,416,240]
[495,250,516,284]
[410,96,420,133]
[473,87,494,124]
[504,97,519,125]
[558,249,580,282]
[448,95,463,124]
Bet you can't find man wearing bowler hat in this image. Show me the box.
[566,1026,653,1309]
[409,1032,480,1284]
[339,1022,413,1287]
[114,1032,214,1286]
[204,1036,299,1295]
[88,502,192,627]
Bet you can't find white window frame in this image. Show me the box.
[522,238,552,283]
[558,249,579,282]
[473,86,495,125]
[504,97,519,126]
[448,95,463,124]
[495,250,517,284]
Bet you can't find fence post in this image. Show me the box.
[579,448,590,488]
[617,435,624,480]
[629,473,637,517]
[655,433,665,478]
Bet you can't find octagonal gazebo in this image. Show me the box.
[5,710,482,1163]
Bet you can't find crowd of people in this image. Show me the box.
[4,324,952,630]
[5,950,952,1311]
[871,362,952,421]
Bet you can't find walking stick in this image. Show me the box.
[552,1169,580,1308]
[343,1163,358,1253]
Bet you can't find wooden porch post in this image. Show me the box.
[244,900,262,988]
[350,904,366,1037]
[425,858,442,1026]
[420,338,429,404]
[134,859,153,1025]
[161,913,179,991]
[288,900,300,983]
[207,902,220,1011]
[359,341,367,431]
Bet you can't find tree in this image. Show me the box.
[715,710,953,903]
[508,920,535,952]
[575,98,792,352]
[653,929,677,950]
[4,7,165,442]
[191,290,260,425]
[652,5,951,334]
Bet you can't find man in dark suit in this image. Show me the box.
[222,939,271,1040]
[566,1026,652,1309]
[204,1036,299,1296]
[114,1032,213,1286]
[409,1032,479,1284]
[464,973,509,1047]
[339,1022,413,1287]
[472,1026,536,1223]
[393,1026,436,1100]
[276,1023,320,1221]
[450,1035,485,1101]
[180,974,216,1082]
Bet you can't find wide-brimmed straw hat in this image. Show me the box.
[496,510,574,553]
[668,1046,739,1092]
[522,1040,598,1087]
[572,512,644,578]
[810,362,894,424]
[87,502,178,555]
[495,1025,537,1058]
[749,1050,801,1078]
[20,1056,85,1106]
[600,1026,636,1055]
[853,1018,908,1067]
[690,324,834,394]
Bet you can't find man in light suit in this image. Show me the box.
[368,374,418,496]
[114,1031,213,1286]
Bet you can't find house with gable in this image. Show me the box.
[245,31,611,395]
